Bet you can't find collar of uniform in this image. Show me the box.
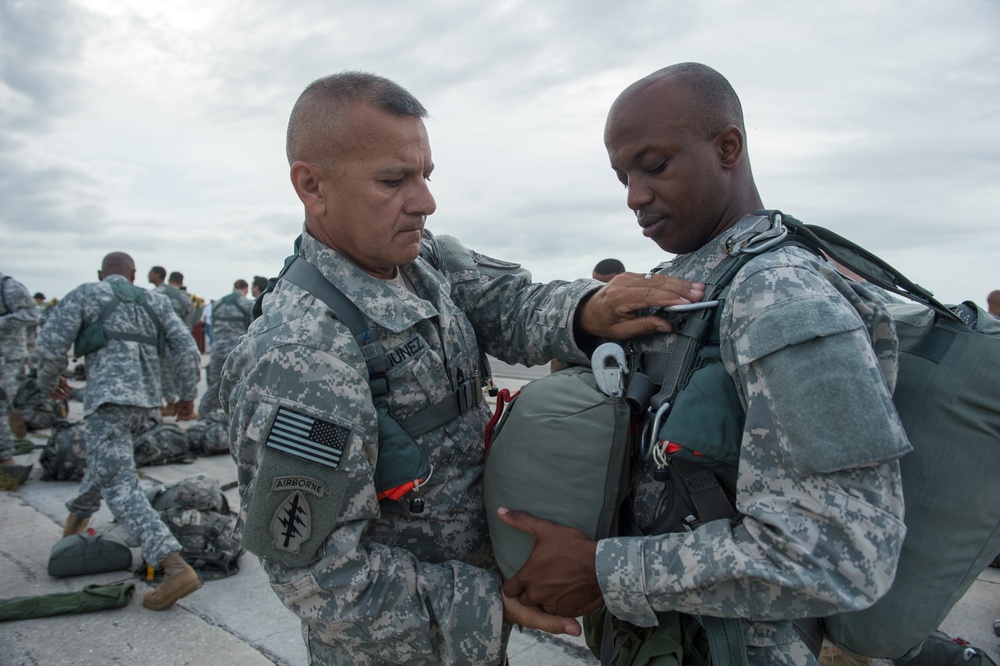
[299,231,440,334]
[103,274,130,285]
[651,214,766,282]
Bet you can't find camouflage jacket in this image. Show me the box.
[596,214,911,665]
[221,230,597,665]
[36,275,201,416]
[208,291,252,348]
[155,283,192,321]
[0,272,41,361]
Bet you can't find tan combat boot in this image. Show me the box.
[62,513,90,537]
[160,402,176,417]
[9,410,27,439]
[143,552,202,610]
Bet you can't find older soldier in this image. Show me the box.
[221,72,703,665]
[499,63,911,665]
[0,271,41,461]
[198,279,251,415]
[36,252,203,610]
[148,266,193,418]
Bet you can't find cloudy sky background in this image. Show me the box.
[2,0,998,311]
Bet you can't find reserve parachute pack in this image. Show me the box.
[144,474,242,580]
[74,280,165,357]
[484,211,1000,663]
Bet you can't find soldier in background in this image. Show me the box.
[1,271,41,455]
[37,252,203,610]
[148,266,193,418]
[198,279,251,415]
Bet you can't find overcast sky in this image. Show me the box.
[2,0,998,311]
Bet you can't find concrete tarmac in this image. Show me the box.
[1,355,998,665]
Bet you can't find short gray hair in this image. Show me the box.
[285,71,427,165]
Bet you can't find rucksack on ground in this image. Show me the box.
[133,420,193,467]
[40,419,88,481]
[12,371,68,431]
[484,211,1000,663]
[185,411,231,455]
[143,474,241,580]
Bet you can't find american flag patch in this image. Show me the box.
[265,407,349,469]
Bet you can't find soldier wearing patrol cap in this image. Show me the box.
[221,71,704,665]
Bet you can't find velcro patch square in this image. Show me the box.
[265,406,349,469]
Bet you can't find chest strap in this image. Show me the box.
[279,256,481,437]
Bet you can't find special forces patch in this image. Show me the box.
[264,406,349,469]
[270,490,311,553]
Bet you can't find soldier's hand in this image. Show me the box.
[498,508,604,618]
[48,376,70,401]
[174,400,196,420]
[501,589,581,636]
[577,272,704,340]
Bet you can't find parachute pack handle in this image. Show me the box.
[759,210,963,325]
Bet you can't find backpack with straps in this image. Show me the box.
[143,474,242,580]
[74,280,165,358]
[484,210,1000,664]
[39,419,88,481]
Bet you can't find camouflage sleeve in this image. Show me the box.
[151,294,201,401]
[0,277,41,332]
[597,255,909,626]
[230,343,505,665]
[34,289,84,392]
[429,234,600,366]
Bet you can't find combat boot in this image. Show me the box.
[160,402,176,417]
[62,513,90,537]
[143,552,202,610]
[9,410,27,439]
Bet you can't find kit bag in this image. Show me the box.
[185,411,231,455]
[48,528,133,578]
[39,419,88,481]
[483,365,634,579]
[0,582,135,622]
[133,421,193,466]
[144,475,242,580]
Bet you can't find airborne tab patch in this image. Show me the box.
[264,406,349,469]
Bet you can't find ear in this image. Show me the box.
[715,124,745,170]
[97,270,104,281]
[290,161,328,219]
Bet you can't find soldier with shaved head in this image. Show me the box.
[499,63,911,665]
[36,251,203,610]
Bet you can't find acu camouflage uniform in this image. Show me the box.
[35,274,201,567]
[154,282,193,406]
[0,272,41,460]
[198,290,251,415]
[597,214,910,665]
[221,230,598,665]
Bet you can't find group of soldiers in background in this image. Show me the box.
[0,259,265,609]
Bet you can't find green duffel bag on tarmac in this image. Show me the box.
[48,529,134,578]
[0,582,135,622]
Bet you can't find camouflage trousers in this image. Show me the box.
[0,357,27,460]
[66,403,181,567]
[197,341,236,416]
[159,348,180,404]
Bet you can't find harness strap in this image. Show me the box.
[699,616,750,666]
[280,255,482,438]
[670,459,741,526]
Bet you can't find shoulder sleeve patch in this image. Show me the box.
[265,406,350,469]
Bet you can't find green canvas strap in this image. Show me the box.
[279,255,482,438]
[699,616,750,666]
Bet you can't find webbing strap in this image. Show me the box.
[279,256,483,437]
[670,459,741,526]
[98,292,163,352]
[699,616,750,666]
